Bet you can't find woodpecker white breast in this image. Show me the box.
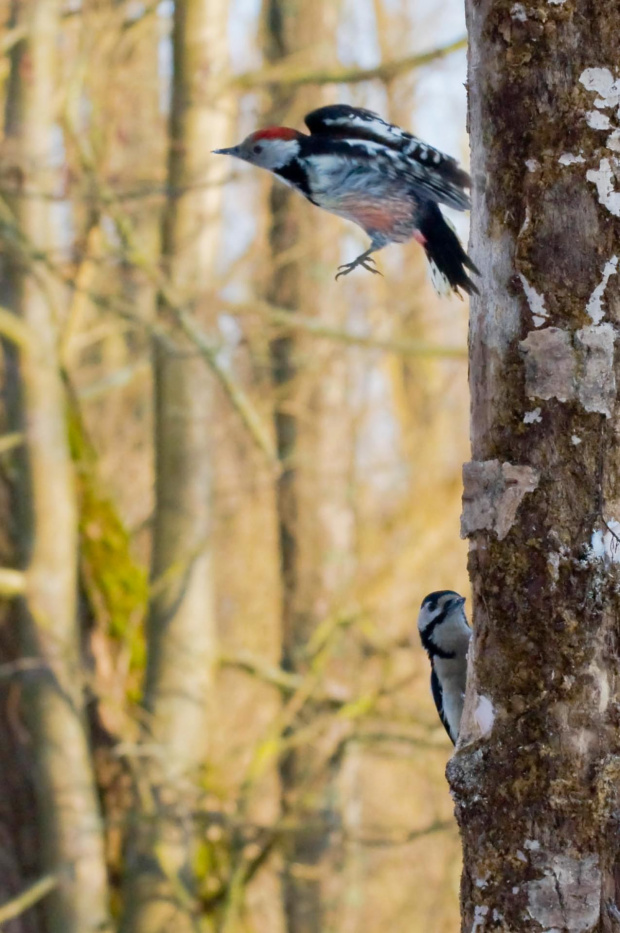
[418,590,471,744]
[213,105,479,296]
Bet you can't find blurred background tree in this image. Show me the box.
[0,1,470,931]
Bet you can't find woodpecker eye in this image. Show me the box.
[253,144,263,154]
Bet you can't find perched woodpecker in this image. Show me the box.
[213,104,479,297]
[417,590,471,744]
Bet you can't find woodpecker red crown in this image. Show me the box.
[251,126,300,141]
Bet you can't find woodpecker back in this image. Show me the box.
[214,105,479,297]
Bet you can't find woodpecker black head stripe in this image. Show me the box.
[419,613,457,660]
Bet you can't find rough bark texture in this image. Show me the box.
[119,1,231,930]
[2,2,112,931]
[452,1,620,931]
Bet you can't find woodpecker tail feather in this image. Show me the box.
[419,203,479,298]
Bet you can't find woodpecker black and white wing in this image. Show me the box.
[430,669,456,744]
[304,104,471,212]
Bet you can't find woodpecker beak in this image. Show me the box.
[212,146,238,156]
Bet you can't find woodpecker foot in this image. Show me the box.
[335,254,382,280]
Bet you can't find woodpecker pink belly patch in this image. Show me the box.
[329,194,416,237]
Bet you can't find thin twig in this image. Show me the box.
[0,432,24,454]
[0,874,59,925]
[0,658,48,680]
[235,300,466,359]
[1,25,26,54]
[234,35,467,90]
[0,568,26,597]
[351,818,454,848]
[0,306,32,348]
[175,308,279,467]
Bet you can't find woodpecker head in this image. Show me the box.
[417,590,470,659]
[213,127,302,171]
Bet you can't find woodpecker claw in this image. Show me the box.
[335,255,382,280]
[361,259,383,275]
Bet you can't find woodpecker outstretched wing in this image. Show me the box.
[304,104,471,212]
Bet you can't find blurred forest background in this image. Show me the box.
[0,1,471,931]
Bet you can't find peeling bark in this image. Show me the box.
[461,460,539,540]
[454,1,620,931]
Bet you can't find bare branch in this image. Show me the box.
[0,432,24,454]
[0,568,26,597]
[0,306,33,347]
[0,26,26,55]
[174,308,279,467]
[350,819,455,848]
[231,299,467,358]
[0,874,59,925]
[0,657,48,679]
[234,35,467,90]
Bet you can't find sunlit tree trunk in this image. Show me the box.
[453,1,620,929]
[262,4,353,931]
[120,1,231,931]
[2,2,112,931]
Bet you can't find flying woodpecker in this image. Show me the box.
[214,104,478,297]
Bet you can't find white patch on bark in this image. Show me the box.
[588,662,610,713]
[559,152,585,165]
[520,328,575,402]
[591,519,620,564]
[516,850,528,863]
[579,71,620,214]
[548,551,560,584]
[527,854,601,933]
[461,460,540,540]
[525,839,541,851]
[586,158,620,217]
[586,255,618,323]
[571,435,582,445]
[471,905,489,933]
[575,323,616,417]
[518,273,549,326]
[474,695,495,735]
[520,325,616,417]
[525,158,539,171]
[586,110,612,130]
[579,67,620,106]
[524,407,542,424]
[519,205,532,236]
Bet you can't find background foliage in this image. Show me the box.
[0,1,471,930]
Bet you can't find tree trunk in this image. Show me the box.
[2,2,112,931]
[453,1,620,930]
[262,3,353,931]
[119,1,231,931]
